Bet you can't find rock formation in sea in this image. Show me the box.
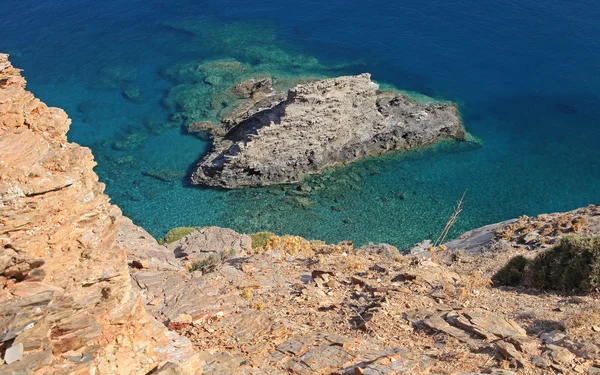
[2,53,600,374]
[191,73,465,188]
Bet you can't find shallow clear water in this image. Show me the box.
[2,0,600,248]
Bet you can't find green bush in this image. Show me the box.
[492,255,531,287]
[528,236,600,292]
[493,236,600,293]
[159,226,204,245]
[249,232,275,249]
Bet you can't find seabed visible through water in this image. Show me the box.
[4,1,600,248]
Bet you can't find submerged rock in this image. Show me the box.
[191,73,465,188]
[121,82,145,103]
[233,76,273,98]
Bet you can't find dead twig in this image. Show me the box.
[434,189,467,247]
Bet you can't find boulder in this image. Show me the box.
[172,226,252,263]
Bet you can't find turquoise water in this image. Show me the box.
[2,0,600,248]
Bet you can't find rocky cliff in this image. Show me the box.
[0,54,199,374]
[191,74,464,188]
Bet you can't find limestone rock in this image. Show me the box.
[119,217,183,272]
[192,73,464,188]
[404,239,433,255]
[423,313,475,343]
[459,309,527,339]
[172,226,252,263]
[359,243,400,259]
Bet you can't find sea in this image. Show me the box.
[2,0,600,248]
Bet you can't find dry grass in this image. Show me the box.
[434,190,467,247]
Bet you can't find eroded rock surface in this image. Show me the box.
[0,54,199,374]
[123,227,600,374]
[192,73,464,188]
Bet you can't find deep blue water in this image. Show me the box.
[2,0,600,247]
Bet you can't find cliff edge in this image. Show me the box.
[0,54,199,374]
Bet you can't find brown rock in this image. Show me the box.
[496,341,526,367]
[423,313,474,343]
[508,335,539,354]
[0,54,200,374]
[168,314,193,330]
[460,309,527,338]
[172,226,251,263]
[546,344,576,364]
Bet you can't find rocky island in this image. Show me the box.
[191,74,465,188]
[2,54,600,374]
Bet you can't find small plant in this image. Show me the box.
[309,239,326,248]
[571,216,588,233]
[556,214,572,229]
[445,271,492,302]
[528,235,600,292]
[540,225,554,236]
[159,226,204,244]
[428,245,451,263]
[189,254,220,274]
[240,287,254,300]
[249,232,275,249]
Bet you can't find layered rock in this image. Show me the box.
[0,54,198,374]
[191,73,465,188]
[122,223,600,374]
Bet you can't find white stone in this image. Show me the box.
[4,343,23,364]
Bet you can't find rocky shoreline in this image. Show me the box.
[191,74,465,188]
[2,54,599,374]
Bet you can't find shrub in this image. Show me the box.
[528,236,600,292]
[493,236,600,292]
[492,255,531,287]
[159,226,204,245]
[249,232,275,249]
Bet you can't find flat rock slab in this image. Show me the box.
[423,313,475,343]
[461,309,527,338]
[4,343,23,364]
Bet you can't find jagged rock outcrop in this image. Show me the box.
[0,54,199,374]
[192,73,465,188]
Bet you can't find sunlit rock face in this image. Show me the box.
[192,73,464,188]
[0,53,199,374]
